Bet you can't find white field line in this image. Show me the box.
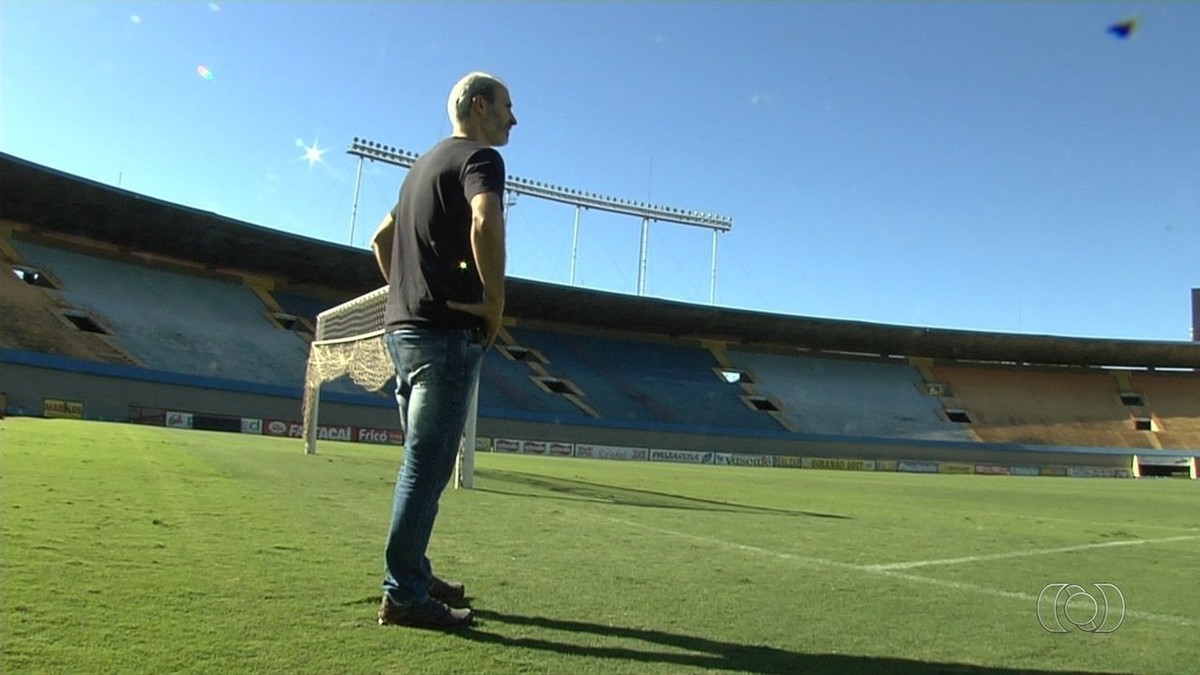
[593,514,1200,629]
[862,535,1200,571]
[861,570,1200,629]
[973,511,1200,532]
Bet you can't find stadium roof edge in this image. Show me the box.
[0,152,378,291]
[503,279,1200,368]
[3,151,1199,369]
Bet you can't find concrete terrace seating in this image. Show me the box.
[727,349,973,441]
[271,290,339,324]
[507,326,784,434]
[12,240,311,387]
[1,258,136,364]
[930,364,1154,448]
[1130,371,1200,450]
[478,348,588,422]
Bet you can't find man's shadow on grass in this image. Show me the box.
[460,608,1131,675]
[473,469,849,519]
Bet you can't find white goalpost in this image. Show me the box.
[301,286,478,489]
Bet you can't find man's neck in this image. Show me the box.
[451,125,488,146]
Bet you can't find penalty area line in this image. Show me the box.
[973,511,1200,533]
[589,514,1200,629]
[866,568,1200,628]
[861,534,1200,572]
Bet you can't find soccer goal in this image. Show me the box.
[301,286,479,488]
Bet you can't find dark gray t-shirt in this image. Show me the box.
[384,137,505,331]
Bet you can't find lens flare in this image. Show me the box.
[197,65,214,81]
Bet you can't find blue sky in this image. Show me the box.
[2,2,1197,341]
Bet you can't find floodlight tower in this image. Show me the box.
[346,138,733,304]
[1192,288,1199,342]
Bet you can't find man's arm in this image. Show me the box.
[370,212,395,282]
[447,191,506,348]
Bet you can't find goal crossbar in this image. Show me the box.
[301,286,478,488]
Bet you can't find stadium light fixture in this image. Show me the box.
[347,135,733,305]
[347,136,732,231]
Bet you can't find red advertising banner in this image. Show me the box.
[494,438,521,453]
[356,427,401,445]
[522,440,547,455]
[262,419,353,442]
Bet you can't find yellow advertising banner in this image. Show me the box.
[43,398,84,419]
[803,457,876,471]
[938,462,975,474]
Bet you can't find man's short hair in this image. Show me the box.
[447,72,506,125]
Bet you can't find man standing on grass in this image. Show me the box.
[369,71,516,629]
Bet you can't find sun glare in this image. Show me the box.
[295,138,327,169]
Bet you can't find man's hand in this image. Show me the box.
[446,296,504,350]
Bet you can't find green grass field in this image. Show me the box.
[2,418,1197,674]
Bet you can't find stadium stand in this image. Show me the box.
[928,363,1156,448]
[1,250,138,365]
[1130,370,1200,450]
[477,343,588,422]
[3,151,1198,469]
[11,239,312,386]
[727,348,974,441]
[271,290,340,325]
[507,324,787,435]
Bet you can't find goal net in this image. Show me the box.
[301,286,478,488]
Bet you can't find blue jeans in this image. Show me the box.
[381,327,484,607]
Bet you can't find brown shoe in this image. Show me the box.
[378,597,473,629]
[427,576,466,604]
